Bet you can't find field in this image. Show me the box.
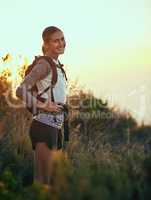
[0,55,151,200]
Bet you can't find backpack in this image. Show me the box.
[24,55,67,111]
[25,55,67,95]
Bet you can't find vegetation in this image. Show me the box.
[0,54,151,199]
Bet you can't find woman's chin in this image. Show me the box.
[58,50,65,54]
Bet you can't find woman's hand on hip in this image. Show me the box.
[40,100,63,112]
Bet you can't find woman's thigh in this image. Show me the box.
[29,120,60,150]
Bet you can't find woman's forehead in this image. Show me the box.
[49,31,64,40]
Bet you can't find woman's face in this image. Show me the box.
[46,31,66,56]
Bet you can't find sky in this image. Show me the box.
[0,0,151,124]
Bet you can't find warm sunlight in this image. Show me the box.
[0,54,28,95]
[0,0,151,124]
[0,1,151,198]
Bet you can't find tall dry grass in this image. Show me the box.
[0,54,151,199]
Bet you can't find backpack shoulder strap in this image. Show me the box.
[58,61,68,81]
[38,56,58,86]
[35,56,57,100]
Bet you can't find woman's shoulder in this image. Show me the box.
[35,56,51,70]
[32,56,51,77]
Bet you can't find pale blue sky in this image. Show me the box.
[0,0,151,124]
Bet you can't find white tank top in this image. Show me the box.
[33,58,67,129]
[36,59,67,104]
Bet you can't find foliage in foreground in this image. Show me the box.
[0,151,151,200]
[0,56,151,199]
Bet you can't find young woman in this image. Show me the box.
[16,26,68,185]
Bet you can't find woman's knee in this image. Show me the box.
[35,142,48,152]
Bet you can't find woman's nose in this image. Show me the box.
[59,40,65,47]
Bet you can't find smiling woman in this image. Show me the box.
[15,26,69,186]
[42,26,66,58]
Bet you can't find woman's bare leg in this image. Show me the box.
[33,143,50,184]
[33,142,58,185]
